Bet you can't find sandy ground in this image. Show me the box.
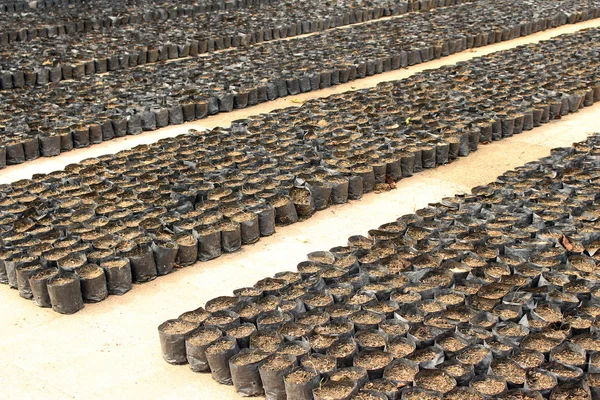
[0,19,599,400]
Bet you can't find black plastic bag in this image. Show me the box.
[206,336,240,385]
[124,245,157,283]
[229,348,270,396]
[47,271,84,314]
[16,262,42,299]
[152,240,179,276]
[185,326,223,372]
[75,264,108,303]
[219,221,242,253]
[158,318,199,364]
[100,257,132,295]
[195,227,222,262]
[284,367,320,400]
[175,232,199,265]
[259,353,298,400]
[29,267,59,307]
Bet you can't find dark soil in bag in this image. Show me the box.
[159,318,199,364]
[206,336,240,385]
[16,262,42,299]
[219,221,242,253]
[175,232,199,265]
[29,267,59,307]
[195,226,221,261]
[271,195,298,225]
[47,271,84,314]
[259,353,298,400]
[229,348,270,396]
[100,257,132,295]
[284,367,320,400]
[75,263,108,303]
[151,241,179,276]
[313,379,356,400]
[185,326,223,372]
[232,212,260,244]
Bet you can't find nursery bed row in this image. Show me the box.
[0,0,279,45]
[158,134,600,400]
[0,0,86,13]
[0,28,599,314]
[0,0,598,166]
[0,0,463,86]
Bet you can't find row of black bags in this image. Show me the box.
[0,0,471,85]
[0,0,279,45]
[1,27,600,313]
[0,0,597,164]
[159,134,600,400]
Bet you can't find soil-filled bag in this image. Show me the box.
[291,186,315,218]
[347,174,364,200]
[278,339,310,364]
[525,368,557,397]
[329,176,349,204]
[549,341,587,371]
[47,271,84,314]
[588,374,600,399]
[444,386,484,400]
[206,336,240,385]
[29,267,59,307]
[71,125,90,148]
[252,203,276,236]
[205,310,241,331]
[219,221,242,253]
[313,379,357,400]
[124,245,157,282]
[309,181,333,210]
[400,151,416,177]
[353,350,393,380]
[401,387,443,400]
[38,133,61,157]
[421,145,436,169]
[185,326,223,372]
[550,379,591,400]
[16,262,42,299]
[470,374,507,398]
[232,212,261,244]
[301,352,338,378]
[256,310,294,331]
[329,366,369,390]
[414,368,457,395]
[151,240,179,276]
[6,141,25,165]
[439,359,474,386]
[383,358,419,388]
[100,257,132,295]
[75,264,108,302]
[284,367,320,400]
[271,195,298,225]
[158,318,199,364]
[5,253,37,288]
[362,378,401,400]
[227,322,257,349]
[455,344,493,375]
[194,226,221,261]
[327,336,359,367]
[354,165,375,193]
[229,348,270,396]
[175,232,199,265]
